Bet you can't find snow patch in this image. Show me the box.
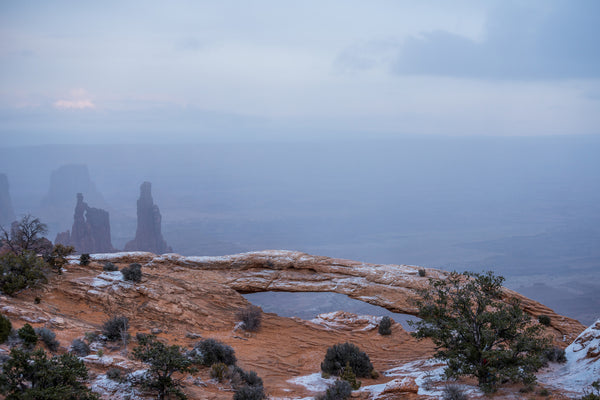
[539,319,600,396]
[90,252,152,261]
[83,354,114,366]
[91,373,143,400]
[309,311,381,331]
[90,270,130,289]
[288,373,336,393]
[383,359,482,398]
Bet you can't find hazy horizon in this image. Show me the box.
[1,136,598,325]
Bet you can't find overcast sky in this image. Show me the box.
[1,0,599,144]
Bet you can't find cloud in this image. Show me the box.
[388,1,600,79]
[53,99,95,110]
[53,88,95,110]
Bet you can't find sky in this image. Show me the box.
[1,0,599,144]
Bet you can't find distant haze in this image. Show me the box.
[0,137,598,324]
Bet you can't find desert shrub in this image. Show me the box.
[85,331,100,343]
[121,263,142,282]
[538,388,550,396]
[0,314,11,343]
[18,323,38,348]
[132,334,195,400]
[316,380,352,400]
[193,338,237,366]
[0,250,48,296]
[71,338,91,356]
[418,268,427,277]
[321,342,373,378]
[210,362,228,382]
[340,361,361,389]
[443,384,469,400]
[378,316,392,335]
[35,327,59,352]
[80,253,91,266]
[103,262,118,271]
[234,385,267,400]
[543,346,567,364]
[410,271,550,393]
[45,244,75,274]
[538,315,551,326]
[106,367,123,382]
[0,347,98,399]
[236,305,262,332]
[101,315,130,342]
[240,369,263,388]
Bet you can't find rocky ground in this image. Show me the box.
[0,250,592,399]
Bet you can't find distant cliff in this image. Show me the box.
[124,182,172,254]
[0,173,16,227]
[39,164,107,234]
[55,193,115,254]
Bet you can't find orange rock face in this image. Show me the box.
[0,250,586,399]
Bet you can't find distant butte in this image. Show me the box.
[0,173,16,226]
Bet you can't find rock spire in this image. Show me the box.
[124,182,171,254]
[55,193,115,254]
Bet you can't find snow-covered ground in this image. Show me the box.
[309,311,381,331]
[287,373,336,393]
[539,319,600,397]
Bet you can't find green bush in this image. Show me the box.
[103,262,118,272]
[0,314,11,343]
[378,316,392,335]
[418,268,427,277]
[0,347,98,399]
[121,263,142,282]
[543,346,567,364]
[0,251,47,296]
[45,244,75,274]
[340,361,361,389]
[132,334,196,400]
[106,368,123,382]
[192,338,237,366]
[80,253,91,266]
[35,327,59,352]
[410,271,551,393]
[210,362,228,382]
[538,315,551,326]
[321,342,373,378]
[316,380,352,400]
[236,305,262,332]
[18,323,38,348]
[233,385,267,400]
[101,315,129,342]
[71,338,90,356]
[443,384,469,400]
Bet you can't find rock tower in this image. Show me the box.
[124,182,171,254]
[55,193,115,254]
